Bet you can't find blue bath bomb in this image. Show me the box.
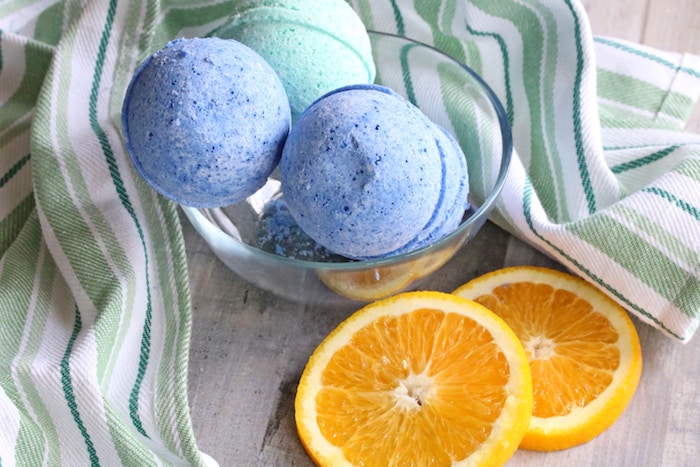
[385,126,469,256]
[429,126,470,236]
[280,84,443,259]
[255,196,337,261]
[121,37,291,208]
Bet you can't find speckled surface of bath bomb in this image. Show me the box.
[121,37,291,208]
[280,84,444,259]
[387,126,470,256]
[255,197,338,261]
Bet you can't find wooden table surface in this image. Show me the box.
[185,1,700,465]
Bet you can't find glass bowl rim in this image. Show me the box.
[181,30,513,271]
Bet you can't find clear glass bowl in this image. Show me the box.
[181,31,513,306]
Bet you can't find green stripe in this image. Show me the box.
[0,116,31,148]
[152,198,194,459]
[352,0,375,30]
[464,25,514,123]
[438,61,487,199]
[674,273,700,319]
[154,202,182,457]
[598,102,684,131]
[565,0,596,214]
[415,0,466,63]
[566,213,700,319]
[107,0,145,115]
[389,0,405,35]
[610,145,679,174]
[21,238,62,466]
[103,405,156,466]
[399,43,418,104]
[613,205,698,272]
[61,306,100,466]
[522,179,685,339]
[594,36,700,79]
[159,198,200,464]
[0,38,54,132]
[33,1,64,46]
[598,69,693,118]
[0,214,45,370]
[660,91,698,122]
[0,0,48,17]
[440,0,464,59]
[643,186,700,221]
[480,1,568,219]
[0,217,60,466]
[96,0,156,391]
[153,3,246,48]
[14,417,47,466]
[604,141,698,153]
[0,214,44,366]
[86,0,152,438]
[469,0,537,127]
[673,155,700,181]
[0,154,30,188]
[464,40,483,74]
[527,0,571,221]
[131,190,200,464]
[0,194,34,257]
[469,0,570,220]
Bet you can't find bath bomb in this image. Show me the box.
[121,37,291,208]
[423,128,470,240]
[256,196,337,261]
[280,84,445,259]
[387,126,469,256]
[214,0,376,119]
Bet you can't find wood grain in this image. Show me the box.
[644,0,700,54]
[185,2,700,465]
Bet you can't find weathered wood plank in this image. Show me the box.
[644,0,700,54]
[581,0,648,41]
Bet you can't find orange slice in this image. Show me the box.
[413,246,458,280]
[295,291,533,466]
[317,261,420,301]
[317,248,457,302]
[453,266,642,451]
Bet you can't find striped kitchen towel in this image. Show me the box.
[0,0,698,465]
[349,0,700,341]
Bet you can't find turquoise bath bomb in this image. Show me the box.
[214,0,376,119]
[121,37,291,208]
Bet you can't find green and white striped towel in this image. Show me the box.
[1,0,698,464]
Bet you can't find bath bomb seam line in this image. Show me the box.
[225,7,375,81]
